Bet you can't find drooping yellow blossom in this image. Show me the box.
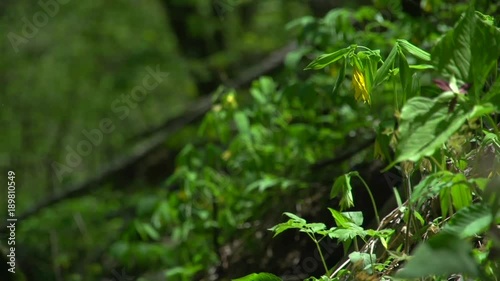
[352,66,371,105]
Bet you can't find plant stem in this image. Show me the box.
[357,176,380,225]
[404,173,413,255]
[314,239,330,276]
[430,156,446,171]
[485,114,500,136]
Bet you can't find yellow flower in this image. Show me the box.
[221,150,232,161]
[352,66,371,105]
[224,92,238,109]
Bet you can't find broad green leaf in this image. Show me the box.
[373,44,398,87]
[411,171,472,212]
[443,203,492,238]
[396,233,479,278]
[305,47,352,70]
[233,273,282,281]
[449,177,472,211]
[397,39,431,61]
[431,8,500,101]
[431,8,474,82]
[332,58,347,95]
[394,94,468,163]
[342,211,364,226]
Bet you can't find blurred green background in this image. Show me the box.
[1,0,498,281]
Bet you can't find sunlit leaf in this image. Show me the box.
[397,39,431,61]
[233,272,282,281]
[305,47,352,70]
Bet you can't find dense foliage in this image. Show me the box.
[167,1,500,280]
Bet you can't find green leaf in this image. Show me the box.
[342,211,364,226]
[300,222,327,235]
[329,225,366,241]
[285,16,315,30]
[283,212,307,224]
[358,50,381,92]
[443,203,492,238]
[259,77,277,96]
[305,47,352,70]
[330,172,357,210]
[398,48,411,95]
[431,8,474,82]
[233,273,282,281]
[373,44,398,87]
[143,223,161,241]
[431,8,500,101]
[409,72,421,97]
[349,252,376,274]
[467,103,497,119]
[449,178,472,211]
[332,58,347,95]
[397,39,431,61]
[234,111,250,134]
[394,94,468,163]
[329,208,350,228]
[411,171,472,212]
[396,233,480,278]
[247,176,280,192]
[409,64,434,70]
[269,213,308,237]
